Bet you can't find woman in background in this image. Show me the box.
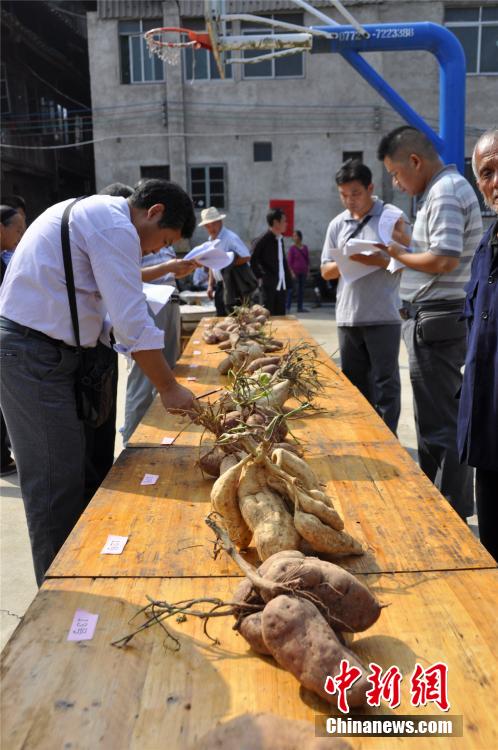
[287,229,310,313]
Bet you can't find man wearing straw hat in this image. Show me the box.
[199,207,253,315]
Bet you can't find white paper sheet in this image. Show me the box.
[184,239,234,271]
[142,282,176,315]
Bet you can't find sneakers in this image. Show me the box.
[0,459,17,477]
[297,308,310,313]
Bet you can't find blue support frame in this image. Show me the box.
[312,23,466,172]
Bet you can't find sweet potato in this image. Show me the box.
[265,474,344,532]
[256,554,381,632]
[246,356,281,374]
[272,448,319,491]
[253,379,290,409]
[211,458,252,549]
[199,446,226,477]
[294,510,364,556]
[217,339,232,350]
[189,713,350,750]
[219,454,240,475]
[262,595,369,707]
[237,463,301,560]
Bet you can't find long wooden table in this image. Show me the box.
[2,317,497,749]
[2,570,497,749]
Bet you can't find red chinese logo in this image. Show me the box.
[324,659,363,713]
[366,663,403,709]
[410,662,450,712]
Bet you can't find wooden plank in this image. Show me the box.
[47,446,493,579]
[47,446,259,578]
[2,571,497,749]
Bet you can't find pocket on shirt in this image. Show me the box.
[0,349,19,367]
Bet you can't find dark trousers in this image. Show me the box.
[0,324,87,586]
[262,285,287,316]
[214,281,226,317]
[402,317,473,519]
[476,468,498,561]
[0,408,12,468]
[338,324,401,435]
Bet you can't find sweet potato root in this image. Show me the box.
[189,713,350,750]
[262,595,369,707]
[211,458,252,548]
[294,510,364,556]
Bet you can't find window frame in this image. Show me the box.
[0,63,10,115]
[253,142,273,162]
[445,6,498,76]
[118,19,165,85]
[241,13,305,80]
[189,164,227,210]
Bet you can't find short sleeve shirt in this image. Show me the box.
[400,165,483,303]
[321,198,404,326]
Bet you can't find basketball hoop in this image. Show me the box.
[144,27,212,66]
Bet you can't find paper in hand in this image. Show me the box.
[184,239,234,271]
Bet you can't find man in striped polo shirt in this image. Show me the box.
[377,127,483,521]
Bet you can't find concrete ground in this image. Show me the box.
[0,305,477,650]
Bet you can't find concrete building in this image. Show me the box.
[87,1,498,253]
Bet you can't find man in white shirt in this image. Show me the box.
[0,179,196,585]
[200,207,252,314]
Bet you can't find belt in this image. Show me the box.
[0,317,78,351]
[399,300,464,321]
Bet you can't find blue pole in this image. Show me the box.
[312,23,466,172]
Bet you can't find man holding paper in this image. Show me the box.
[198,207,254,314]
[321,160,409,434]
[377,126,482,520]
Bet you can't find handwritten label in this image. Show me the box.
[67,610,98,641]
[189,363,199,369]
[101,535,128,554]
[161,436,175,445]
[187,376,197,382]
[193,340,201,344]
[140,473,159,486]
[193,350,202,355]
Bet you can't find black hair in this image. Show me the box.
[0,205,19,225]
[335,160,372,189]
[129,178,196,239]
[2,195,26,212]
[267,207,286,227]
[377,126,439,162]
[99,182,134,198]
[294,230,303,241]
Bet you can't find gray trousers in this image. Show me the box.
[122,301,181,445]
[0,325,86,586]
[338,324,401,434]
[402,317,473,519]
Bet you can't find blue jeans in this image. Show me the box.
[286,274,306,311]
[0,321,86,585]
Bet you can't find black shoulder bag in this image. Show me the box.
[61,200,116,428]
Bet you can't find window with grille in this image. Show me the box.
[189,165,226,209]
[140,165,171,180]
[242,13,304,79]
[119,19,165,84]
[445,6,498,74]
[254,142,272,161]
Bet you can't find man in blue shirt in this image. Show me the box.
[458,129,498,561]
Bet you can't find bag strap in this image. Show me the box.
[61,198,84,351]
[346,213,373,242]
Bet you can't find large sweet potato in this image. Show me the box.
[294,510,364,556]
[262,595,369,707]
[237,463,301,560]
[189,713,350,750]
[257,554,382,632]
[211,459,252,548]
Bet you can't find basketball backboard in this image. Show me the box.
[204,0,227,79]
